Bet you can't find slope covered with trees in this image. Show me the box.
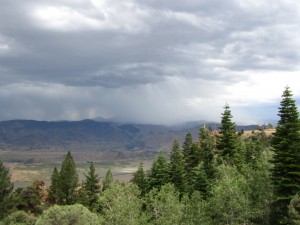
[0,87,299,225]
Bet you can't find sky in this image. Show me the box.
[1,0,300,125]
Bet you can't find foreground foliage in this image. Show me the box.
[35,204,100,225]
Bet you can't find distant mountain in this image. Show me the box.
[0,119,186,151]
[0,119,259,155]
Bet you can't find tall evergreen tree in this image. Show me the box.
[84,162,101,208]
[0,161,13,204]
[182,132,193,160]
[47,167,59,204]
[57,151,79,205]
[182,132,201,183]
[169,139,187,195]
[271,87,300,224]
[217,104,238,164]
[191,162,210,196]
[131,162,147,195]
[0,161,14,219]
[148,151,170,191]
[102,169,114,191]
[199,125,216,183]
[189,143,201,169]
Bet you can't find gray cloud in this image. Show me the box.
[0,0,300,124]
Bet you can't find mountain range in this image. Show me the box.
[0,119,259,162]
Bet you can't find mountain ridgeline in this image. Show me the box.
[0,119,147,148]
[0,119,256,151]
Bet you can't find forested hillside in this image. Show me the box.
[0,87,299,225]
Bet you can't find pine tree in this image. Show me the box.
[148,151,170,191]
[57,151,79,205]
[0,161,13,203]
[271,87,300,224]
[169,139,187,195]
[191,162,209,196]
[47,167,59,204]
[84,162,101,208]
[217,104,238,164]
[102,169,114,191]
[182,132,201,183]
[189,143,201,169]
[182,132,193,160]
[199,125,216,182]
[131,162,147,195]
[0,161,14,219]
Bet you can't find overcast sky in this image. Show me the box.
[0,0,300,125]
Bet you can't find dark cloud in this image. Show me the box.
[0,0,300,124]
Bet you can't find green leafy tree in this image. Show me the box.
[47,167,59,204]
[181,191,210,225]
[169,139,187,195]
[288,193,300,225]
[35,204,100,225]
[145,183,183,225]
[73,183,89,207]
[244,138,264,168]
[217,104,238,164]
[1,211,36,225]
[96,183,146,225]
[12,186,42,215]
[102,169,113,191]
[250,129,271,148]
[207,161,272,225]
[57,151,79,205]
[208,165,253,225]
[271,87,300,224]
[148,151,170,191]
[0,161,14,219]
[131,162,147,196]
[241,159,273,225]
[84,162,101,209]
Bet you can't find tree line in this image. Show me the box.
[0,87,299,225]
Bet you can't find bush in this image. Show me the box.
[1,211,36,225]
[35,204,101,225]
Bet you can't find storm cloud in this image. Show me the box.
[0,0,300,124]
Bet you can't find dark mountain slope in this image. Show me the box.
[0,120,181,151]
[0,119,258,152]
